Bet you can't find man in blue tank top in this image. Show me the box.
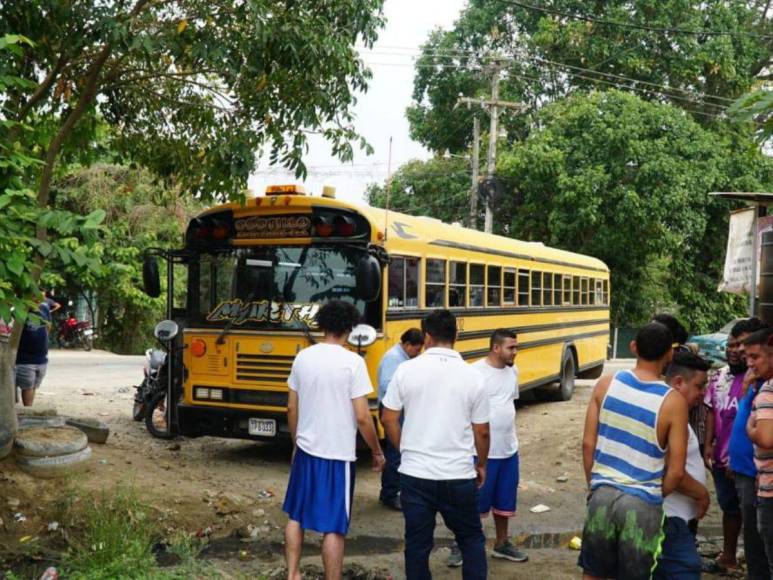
[579,322,689,580]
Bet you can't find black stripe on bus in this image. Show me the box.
[460,329,609,360]
[386,305,609,321]
[429,239,609,273]
[457,318,609,341]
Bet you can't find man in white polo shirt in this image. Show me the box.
[653,350,711,579]
[283,300,385,580]
[382,309,490,580]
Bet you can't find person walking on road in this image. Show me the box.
[579,321,689,580]
[745,328,773,578]
[282,300,385,580]
[377,328,423,511]
[15,293,55,407]
[653,351,711,579]
[382,309,490,580]
[448,328,527,568]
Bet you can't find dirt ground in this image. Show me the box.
[0,351,730,578]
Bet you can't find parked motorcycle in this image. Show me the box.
[56,310,95,351]
[133,320,179,439]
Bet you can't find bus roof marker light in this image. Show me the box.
[265,185,306,195]
[322,185,336,199]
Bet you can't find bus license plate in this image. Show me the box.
[248,418,276,437]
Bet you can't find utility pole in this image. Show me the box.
[484,63,500,233]
[457,59,525,233]
[470,116,480,228]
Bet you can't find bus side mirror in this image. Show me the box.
[143,255,161,298]
[356,255,381,302]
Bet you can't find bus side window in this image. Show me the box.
[503,269,516,304]
[581,277,589,305]
[572,275,580,305]
[449,261,467,308]
[517,270,529,306]
[387,256,420,309]
[425,259,447,308]
[603,279,609,305]
[553,273,562,306]
[531,271,542,306]
[563,275,572,305]
[388,257,406,308]
[594,279,603,306]
[487,265,502,307]
[470,264,485,307]
[543,272,553,306]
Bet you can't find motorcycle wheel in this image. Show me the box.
[79,332,93,352]
[144,391,175,439]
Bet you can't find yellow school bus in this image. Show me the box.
[143,185,609,441]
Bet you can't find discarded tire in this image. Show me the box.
[14,426,88,458]
[16,447,93,478]
[65,417,110,444]
[18,416,66,429]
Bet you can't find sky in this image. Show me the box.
[247,0,467,206]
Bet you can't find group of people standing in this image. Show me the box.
[281,301,526,579]
[580,316,773,580]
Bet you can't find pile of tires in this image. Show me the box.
[14,426,93,478]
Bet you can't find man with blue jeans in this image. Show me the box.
[729,318,770,579]
[377,328,423,511]
[654,351,711,579]
[382,310,490,580]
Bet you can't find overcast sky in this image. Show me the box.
[247,0,467,205]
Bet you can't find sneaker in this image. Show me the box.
[492,541,528,562]
[447,545,463,568]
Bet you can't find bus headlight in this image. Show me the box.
[195,387,210,399]
[209,388,224,401]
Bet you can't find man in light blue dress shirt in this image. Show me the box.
[378,328,423,510]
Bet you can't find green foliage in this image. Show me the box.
[407,0,772,154]
[365,157,473,223]
[0,35,104,322]
[496,91,768,330]
[729,88,773,143]
[53,164,200,353]
[1,0,386,201]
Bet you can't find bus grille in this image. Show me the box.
[235,353,294,383]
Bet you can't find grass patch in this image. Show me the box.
[59,486,217,579]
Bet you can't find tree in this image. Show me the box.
[0,1,384,453]
[52,163,201,354]
[365,157,472,224]
[407,0,773,154]
[729,87,773,142]
[496,90,772,329]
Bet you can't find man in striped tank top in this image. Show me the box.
[579,322,689,580]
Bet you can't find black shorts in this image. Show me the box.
[578,486,666,580]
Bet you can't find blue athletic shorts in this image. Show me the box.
[478,453,519,517]
[282,447,356,535]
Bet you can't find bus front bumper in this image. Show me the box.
[176,404,291,441]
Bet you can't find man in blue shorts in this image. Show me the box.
[283,300,385,580]
[15,295,55,406]
[448,328,527,567]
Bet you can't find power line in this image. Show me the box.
[493,0,773,40]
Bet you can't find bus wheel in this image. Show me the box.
[553,351,576,402]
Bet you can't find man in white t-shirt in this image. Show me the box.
[653,350,711,579]
[448,328,528,567]
[282,300,385,580]
[382,309,490,580]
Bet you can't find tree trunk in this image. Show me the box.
[0,324,22,459]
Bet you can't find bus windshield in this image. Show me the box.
[194,245,366,329]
